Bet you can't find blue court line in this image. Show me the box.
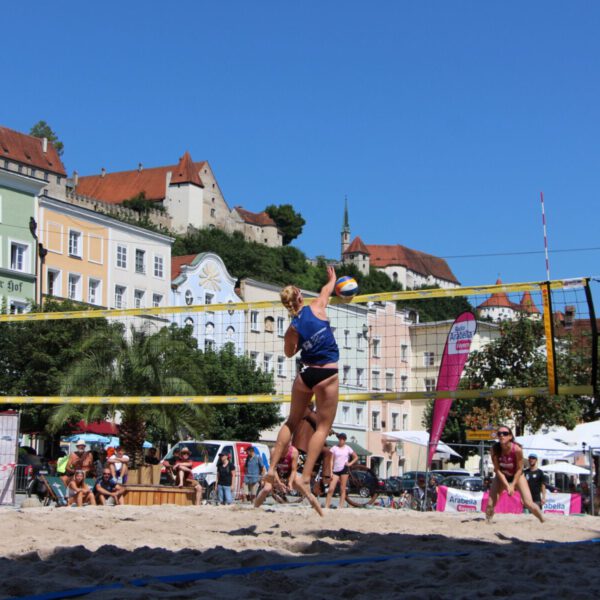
[5,538,600,600]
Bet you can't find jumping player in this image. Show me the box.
[486,425,544,523]
[264,266,339,516]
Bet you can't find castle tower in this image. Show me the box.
[341,196,350,257]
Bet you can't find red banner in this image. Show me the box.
[427,312,477,467]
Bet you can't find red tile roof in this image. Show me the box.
[234,206,277,227]
[343,236,370,255]
[77,158,206,204]
[366,243,459,284]
[0,125,66,176]
[171,254,198,279]
[170,151,203,187]
[477,279,521,311]
[519,291,540,314]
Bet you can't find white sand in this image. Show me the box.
[0,503,599,599]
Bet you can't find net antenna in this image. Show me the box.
[540,191,551,281]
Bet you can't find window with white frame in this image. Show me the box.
[134,289,145,309]
[185,290,193,305]
[205,339,215,352]
[356,407,363,425]
[277,355,286,377]
[184,317,194,328]
[342,406,350,424]
[277,317,285,337]
[401,344,408,361]
[115,285,126,309]
[357,333,363,351]
[116,245,127,269]
[357,368,364,387]
[10,242,29,272]
[425,377,436,391]
[154,254,164,278]
[250,351,259,367]
[47,269,60,296]
[403,414,408,430]
[68,274,81,301]
[250,311,260,332]
[152,293,163,307]
[344,330,350,348]
[264,316,275,333]
[424,352,435,367]
[68,230,82,257]
[392,413,399,431]
[401,375,408,391]
[88,279,101,305]
[372,370,381,390]
[372,338,381,358]
[385,372,394,391]
[205,293,213,305]
[135,249,145,274]
[372,410,380,431]
[342,365,350,385]
[226,326,235,340]
[263,353,273,373]
[9,300,28,314]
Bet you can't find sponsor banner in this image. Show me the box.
[436,486,484,513]
[543,492,581,515]
[428,312,477,466]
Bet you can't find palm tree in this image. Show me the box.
[49,326,211,466]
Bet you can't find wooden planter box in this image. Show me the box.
[126,465,163,485]
[124,484,196,506]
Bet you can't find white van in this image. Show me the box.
[163,440,270,499]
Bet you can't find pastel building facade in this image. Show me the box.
[170,253,245,355]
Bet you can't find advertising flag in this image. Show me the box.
[427,312,477,467]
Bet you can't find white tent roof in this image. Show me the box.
[514,434,577,462]
[384,431,462,458]
[552,420,600,448]
[541,463,590,476]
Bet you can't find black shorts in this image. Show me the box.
[334,466,349,476]
[299,367,338,390]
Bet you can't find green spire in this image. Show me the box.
[343,196,349,232]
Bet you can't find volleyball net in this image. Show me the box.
[0,277,596,405]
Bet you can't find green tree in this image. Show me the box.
[30,120,64,156]
[397,286,473,323]
[265,204,306,245]
[461,318,583,435]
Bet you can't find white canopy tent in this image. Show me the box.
[384,431,462,458]
[551,420,600,448]
[514,434,578,462]
[540,463,590,476]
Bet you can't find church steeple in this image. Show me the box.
[341,196,350,256]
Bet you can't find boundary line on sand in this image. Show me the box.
[5,538,600,600]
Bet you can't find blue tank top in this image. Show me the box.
[291,306,339,365]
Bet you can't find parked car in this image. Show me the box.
[395,471,444,492]
[431,469,471,478]
[346,467,382,498]
[440,475,484,492]
[161,440,270,499]
[383,476,404,495]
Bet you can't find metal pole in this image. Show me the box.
[589,446,595,516]
[479,441,484,476]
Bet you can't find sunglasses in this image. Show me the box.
[497,431,511,437]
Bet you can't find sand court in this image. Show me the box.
[0,504,599,599]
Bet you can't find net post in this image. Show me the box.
[541,281,559,395]
[583,278,598,402]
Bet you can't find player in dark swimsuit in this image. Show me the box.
[264,266,339,517]
[486,425,544,523]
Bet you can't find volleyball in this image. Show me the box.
[335,276,359,300]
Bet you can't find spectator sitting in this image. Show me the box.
[61,440,93,486]
[95,468,126,505]
[67,470,96,507]
[175,447,203,505]
[144,447,160,465]
[107,446,130,483]
[162,448,181,484]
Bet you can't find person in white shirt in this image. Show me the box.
[107,446,130,483]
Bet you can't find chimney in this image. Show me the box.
[564,305,575,329]
[101,168,106,178]
[72,170,79,188]
[42,137,48,153]
[138,162,143,172]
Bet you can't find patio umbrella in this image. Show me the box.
[384,431,462,458]
[64,433,110,444]
[515,434,577,462]
[104,437,152,449]
[541,463,590,475]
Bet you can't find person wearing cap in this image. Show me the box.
[524,453,547,510]
[174,447,202,505]
[61,440,93,486]
[325,433,357,509]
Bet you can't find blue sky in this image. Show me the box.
[4,1,599,297]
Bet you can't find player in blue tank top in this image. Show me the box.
[259,266,339,517]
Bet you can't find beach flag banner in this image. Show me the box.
[436,486,484,513]
[543,492,581,515]
[0,411,19,506]
[427,312,477,467]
